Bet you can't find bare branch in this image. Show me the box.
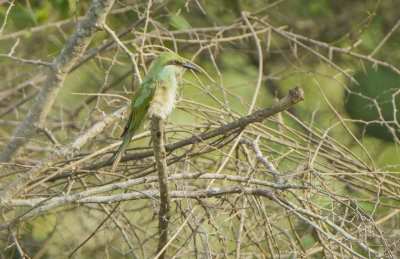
[151,116,171,258]
[0,54,52,66]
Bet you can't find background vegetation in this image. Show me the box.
[0,0,399,258]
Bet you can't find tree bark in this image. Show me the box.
[151,116,171,259]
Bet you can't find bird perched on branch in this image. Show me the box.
[111,52,200,172]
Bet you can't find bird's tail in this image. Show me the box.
[110,133,132,172]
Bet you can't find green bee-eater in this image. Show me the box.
[111,52,200,172]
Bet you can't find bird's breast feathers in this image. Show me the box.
[148,66,180,120]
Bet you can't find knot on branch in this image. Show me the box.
[289,86,304,103]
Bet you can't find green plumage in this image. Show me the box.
[110,52,199,172]
[110,78,157,172]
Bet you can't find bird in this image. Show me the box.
[110,52,200,172]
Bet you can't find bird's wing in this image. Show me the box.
[121,77,157,138]
[110,78,157,172]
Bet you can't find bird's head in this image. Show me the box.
[148,52,200,77]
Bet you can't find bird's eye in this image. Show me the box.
[165,60,181,66]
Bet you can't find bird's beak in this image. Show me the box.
[182,62,201,73]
